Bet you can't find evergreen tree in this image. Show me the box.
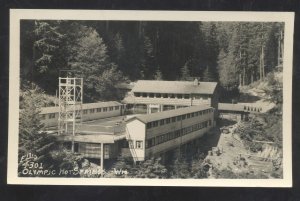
[32,21,66,92]
[67,24,127,102]
[20,20,284,98]
[191,156,207,178]
[202,66,215,82]
[171,157,191,178]
[189,22,207,77]
[180,60,191,81]
[202,22,219,81]
[154,67,163,80]
[18,84,56,175]
[134,158,168,178]
[218,49,239,91]
[111,32,125,66]
[143,36,156,79]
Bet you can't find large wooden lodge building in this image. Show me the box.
[123,79,219,117]
[41,79,220,165]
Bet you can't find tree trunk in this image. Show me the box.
[242,66,245,86]
[259,46,263,81]
[262,45,265,78]
[278,33,280,66]
[138,21,142,38]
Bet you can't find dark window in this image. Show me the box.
[191,113,194,117]
[177,94,182,99]
[147,138,154,148]
[160,119,165,126]
[172,117,176,122]
[153,121,158,127]
[160,135,164,143]
[184,94,190,99]
[96,108,102,112]
[187,113,190,118]
[142,93,147,97]
[103,107,108,112]
[165,133,169,141]
[109,107,113,111]
[136,141,143,149]
[177,116,181,121]
[170,94,175,98]
[169,132,174,140]
[115,106,119,110]
[182,115,186,120]
[163,93,168,98]
[166,118,171,124]
[156,93,161,98]
[152,138,155,146]
[149,93,154,98]
[156,136,160,144]
[49,113,56,119]
[174,130,179,138]
[146,122,152,129]
[90,109,95,113]
[40,114,46,120]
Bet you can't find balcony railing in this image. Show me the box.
[124,96,210,106]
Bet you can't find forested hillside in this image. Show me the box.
[20,20,284,102]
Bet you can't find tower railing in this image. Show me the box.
[58,70,83,152]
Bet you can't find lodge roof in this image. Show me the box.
[127,105,212,124]
[40,101,123,114]
[218,103,245,112]
[131,80,218,95]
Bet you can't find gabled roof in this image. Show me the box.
[131,80,217,95]
[218,103,245,112]
[127,105,212,124]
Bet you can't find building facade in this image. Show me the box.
[125,105,215,162]
[123,79,219,117]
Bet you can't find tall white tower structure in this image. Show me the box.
[58,70,83,152]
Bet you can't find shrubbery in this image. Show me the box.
[19,85,83,177]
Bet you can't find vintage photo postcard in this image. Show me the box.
[8,10,294,187]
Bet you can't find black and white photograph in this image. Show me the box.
[7,10,294,186]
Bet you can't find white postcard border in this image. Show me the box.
[8,9,294,187]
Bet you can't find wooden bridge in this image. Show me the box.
[218,102,275,120]
[219,103,264,113]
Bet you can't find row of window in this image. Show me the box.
[134,92,191,99]
[146,120,212,148]
[134,93,210,100]
[243,106,263,112]
[83,106,121,114]
[129,140,144,149]
[41,113,56,120]
[146,108,213,129]
[40,105,124,120]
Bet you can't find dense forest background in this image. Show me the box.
[20,20,284,102]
